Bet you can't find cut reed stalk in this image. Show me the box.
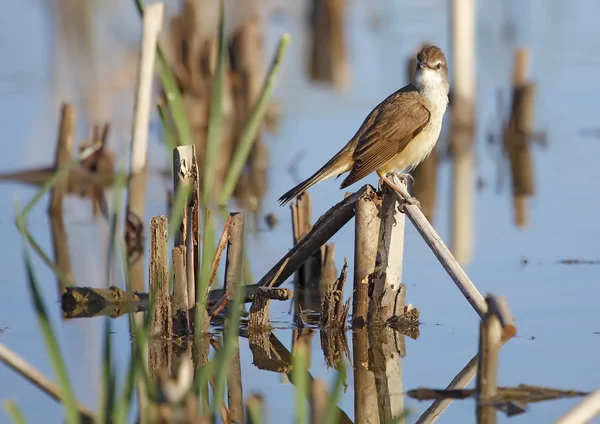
[353,186,381,327]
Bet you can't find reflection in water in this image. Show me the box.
[502,47,544,228]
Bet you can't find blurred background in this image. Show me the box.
[1,0,600,423]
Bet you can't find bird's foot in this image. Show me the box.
[380,174,421,209]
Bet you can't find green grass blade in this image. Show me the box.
[156,47,193,146]
[16,216,79,424]
[18,141,102,220]
[134,0,193,147]
[112,349,138,424]
[292,343,309,424]
[157,101,178,150]
[18,228,73,288]
[320,362,347,424]
[167,183,193,242]
[218,33,291,206]
[3,401,27,424]
[202,0,227,205]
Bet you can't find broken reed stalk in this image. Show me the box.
[172,145,199,309]
[172,245,189,333]
[320,258,350,329]
[206,214,234,293]
[125,2,164,292]
[370,183,406,323]
[386,175,487,318]
[48,102,75,215]
[248,287,293,330]
[353,186,381,327]
[149,216,172,338]
[476,295,516,424]
[556,388,600,424]
[208,212,245,317]
[207,185,371,305]
[0,343,95,421]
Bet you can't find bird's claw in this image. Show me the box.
[394,173,414,186]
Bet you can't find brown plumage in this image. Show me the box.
[278,45,449,206]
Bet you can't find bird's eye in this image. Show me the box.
[436,63,442,70]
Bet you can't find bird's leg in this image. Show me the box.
[380,174,421,208]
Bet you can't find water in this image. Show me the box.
[1,0,600,423]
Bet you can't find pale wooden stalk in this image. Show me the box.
[450,0,476,266]
[387,175,487,318]
[353,186,381,326]
[0,343,95,420]
[126,3,164,296]
[370,184,406,323]
[555,388,600,424]
[130,2,163,174]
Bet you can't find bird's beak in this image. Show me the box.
[419,62,431,70]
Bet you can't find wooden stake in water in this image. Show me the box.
[353,186,381,327]
[149,216,172,338]
[476,295,515,424]
[172,245,189,333]
[370,182,406,323]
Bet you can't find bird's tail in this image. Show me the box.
[278,148,352,206]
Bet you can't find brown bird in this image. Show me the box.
[278,45,449,206]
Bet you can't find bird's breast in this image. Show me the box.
[380,113,444,174]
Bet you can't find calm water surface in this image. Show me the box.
[1,1,599,423]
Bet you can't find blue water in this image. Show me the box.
[1,0,600,423]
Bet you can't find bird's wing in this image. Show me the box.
[341,89,431,187]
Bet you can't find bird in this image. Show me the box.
[278,45,449,207]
